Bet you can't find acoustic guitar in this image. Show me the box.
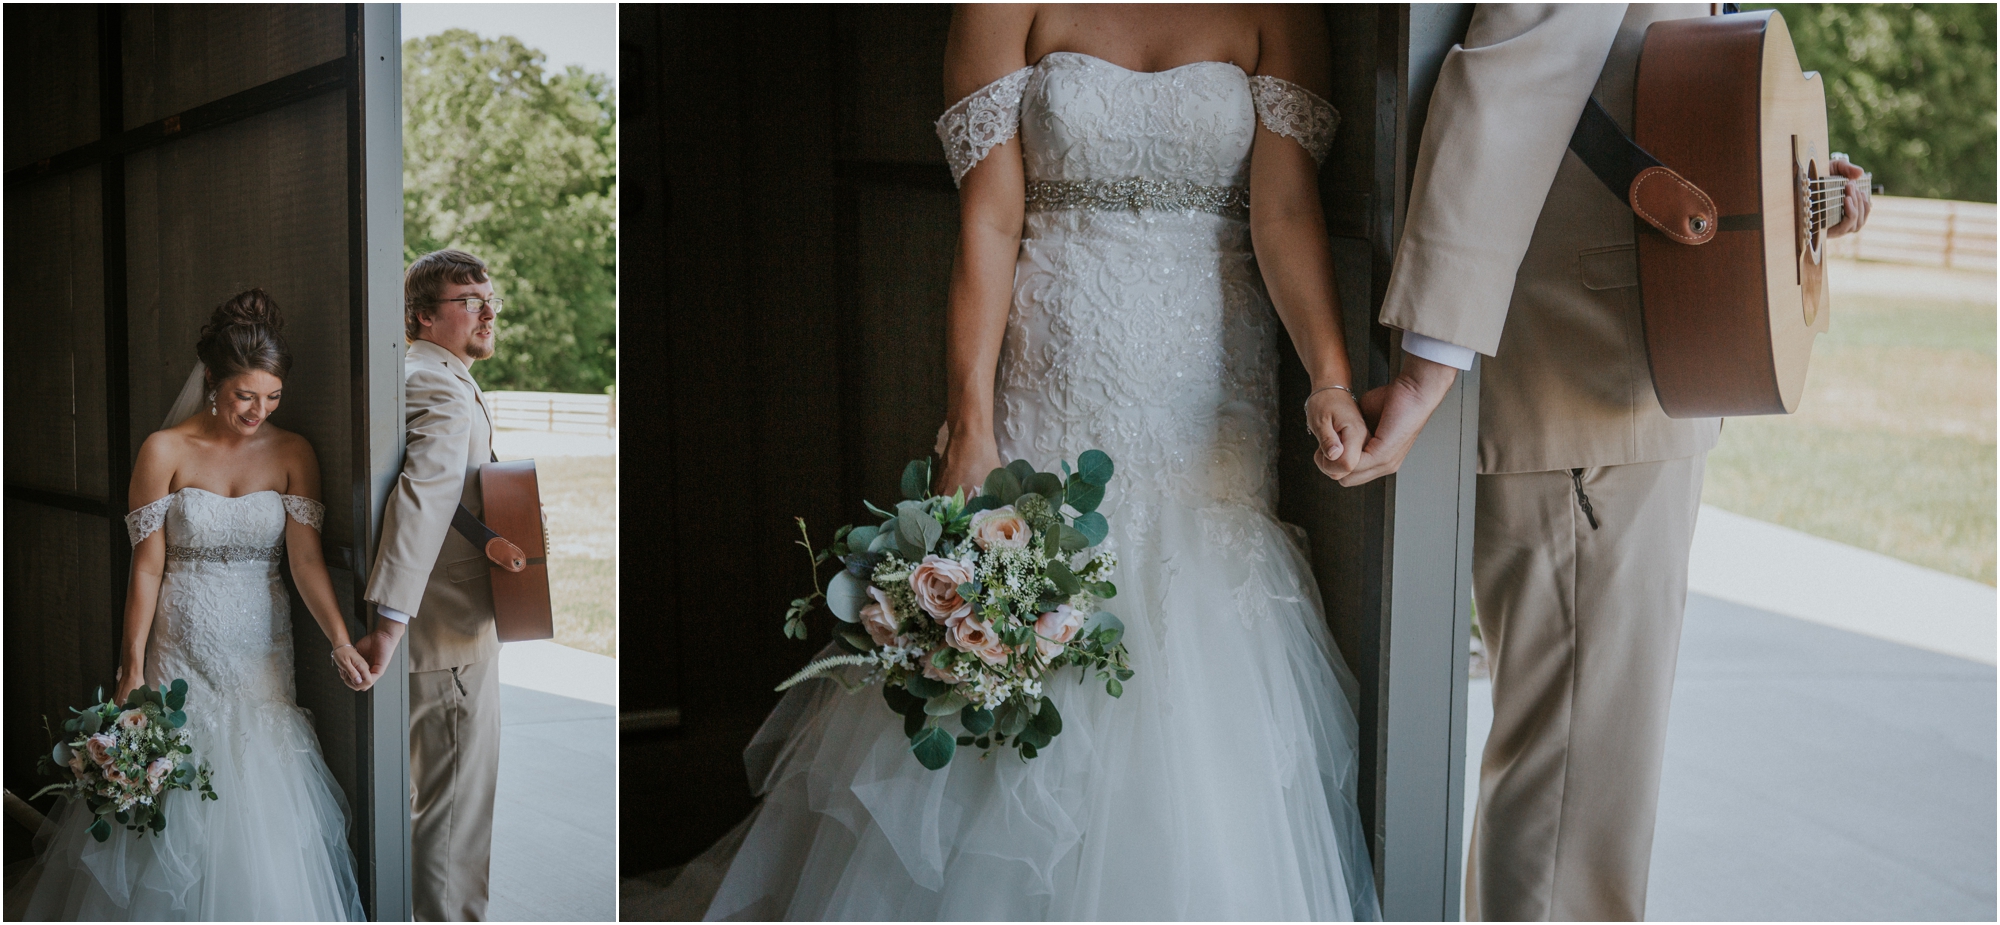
[452,459,555,643]
[1568,10,1866,418]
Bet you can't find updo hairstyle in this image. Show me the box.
[196,288,292,388]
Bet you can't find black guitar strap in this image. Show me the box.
[1566,95,1665,203]
[451,450,504,549]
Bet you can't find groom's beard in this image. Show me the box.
[467,327,495,360]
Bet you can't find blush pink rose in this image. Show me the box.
[145,758,173,792]
[922,648,962,684]
[115,709,147,732]
[947,616,1013,666]
[969,506,1032,550]
[910,555,975,625]
[859,586,903,647]
[1033,604,1087,659]
[84,733,116,768]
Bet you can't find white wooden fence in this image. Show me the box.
[1824,195,1997,272]
[486,390,616,435]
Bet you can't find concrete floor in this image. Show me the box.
[1464,593,1997,921]
[490,650,617,921]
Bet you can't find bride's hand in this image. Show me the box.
[1307,386,1367,482]
[331,644,374,691]
[113,664,146,706]
[933,423,1005,497]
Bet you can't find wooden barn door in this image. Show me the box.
[2,5,410,918]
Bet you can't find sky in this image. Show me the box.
[401,3,616,83]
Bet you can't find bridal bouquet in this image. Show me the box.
[36,680,217,841]
[781,452,1133,770]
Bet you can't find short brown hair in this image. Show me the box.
[404,249,490,340]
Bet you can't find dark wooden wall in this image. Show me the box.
[2,5,380,891]
[623,3,1409,879]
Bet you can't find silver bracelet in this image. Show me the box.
[1304,384,1355,411]
[329,643,356,664]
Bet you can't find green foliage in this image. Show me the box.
[1750,4,1996,201]
[403,29,618,391]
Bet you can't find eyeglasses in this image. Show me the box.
[438,296,505,315]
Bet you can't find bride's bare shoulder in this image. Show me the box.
[130,429,187,508]
[944,4,1034,102]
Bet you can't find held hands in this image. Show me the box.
[1826,155,1873,239]
[1338,354,1460,487]
[1306,386,1368,481]
[330,644,376,692]
[350,618,407,684]
[932,422,1005,497]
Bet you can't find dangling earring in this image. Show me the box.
[207,390,217,416]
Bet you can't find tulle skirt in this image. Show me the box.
[695,495,1382,921]
[18,695,364,921]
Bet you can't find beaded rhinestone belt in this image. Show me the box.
[167,544,284,563]
[1024,178,1250,219]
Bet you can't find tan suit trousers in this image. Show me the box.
[411,656,502,922]
[1467,454,1705,921]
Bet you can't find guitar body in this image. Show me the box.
[481,459,555,642]
[1635,10,1833,418]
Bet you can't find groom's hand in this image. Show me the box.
[352,617,407,679]
[1340,354,1459,486]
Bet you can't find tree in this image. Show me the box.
[404,29,618,392]
[1751,4,1996,203]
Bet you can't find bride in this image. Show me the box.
[682,5,1380,920]
[20,290,371,921]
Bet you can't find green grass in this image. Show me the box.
[1700,289,1996,585]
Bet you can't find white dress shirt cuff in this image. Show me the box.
[1401,331,1478,371]
[376,604,412,625]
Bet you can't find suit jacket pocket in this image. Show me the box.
[1579,244,1638,291]
[446,555,489,583]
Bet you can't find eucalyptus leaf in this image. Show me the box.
[847,524,879,552]
[910,726,957,770]
[924,691,971,717]
[1085,612,1126,648]
[80,712,102,735]
[904,709,928,738]
[984,467,1021,505]
[994,699,1031,737]
[963,494,999,516]
[1031,697,1063,737]
[1022,471,1062,499]
[903,675,949,700]
[1077,450,1114,486]
[1006,459,1035,483]
[1057,524,1089,552]
[1106,677,1124,698]
[88,819,110,843]
[884,684,926,717]
[165,679,187,711]
[837,628,876,652]
[1021,741,1040,760]
[1016,724,1053,749]
[1090,580,1118,599]
[168,710,187,728]
[1073,511,1109,546]
[901,459,931,501]
[1065,478,1105,514]
[1047,561,1083,596]
[826,570,868,623]
[896,510,940,559]
[960,705,995,735]
[957,734,975,746]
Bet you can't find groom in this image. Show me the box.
[355,248,506,921]
[1340,5,1871,920]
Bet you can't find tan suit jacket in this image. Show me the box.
[1380,3,1721,474]
[365,338,501,672]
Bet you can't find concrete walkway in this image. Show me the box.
[1464,514,1997,921]
[491,642,617,922]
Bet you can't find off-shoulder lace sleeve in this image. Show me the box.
[281,494,326,532]
[1249,76,1340,165]
[125,495,173,546]
[935,65,1034,187]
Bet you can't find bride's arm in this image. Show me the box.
[280,436,372,691]
[1246,7,1367,482]
[935,4,1034,495]
[116,436,175,703]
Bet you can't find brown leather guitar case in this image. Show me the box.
[479,459,554,642]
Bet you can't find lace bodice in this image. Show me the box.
[124,489,323,710]
[936,52,1338,187]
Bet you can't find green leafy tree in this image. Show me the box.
[404,29,617,392]
[1752,3,1996,202]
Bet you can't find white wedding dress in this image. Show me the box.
[21,488,365,921]
[693,52,1379,920]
